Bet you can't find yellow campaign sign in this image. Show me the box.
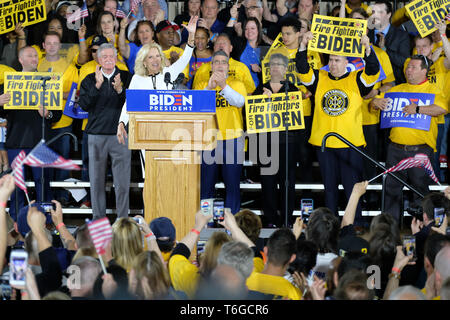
[262,33,285,84]
[308,14,367,58]
[245,91,304,134]
[405,0,450,37]
[4,72,63,110]
[0,0,47,35]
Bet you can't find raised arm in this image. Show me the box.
[0,175,15,271]
[50,200,77,251]
[77,25,89,66]
[118,18,131,60]
[341,181,368,228]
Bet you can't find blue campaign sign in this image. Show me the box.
[126,89,216,113]
[380,92,434,131]
[63,82,89,119]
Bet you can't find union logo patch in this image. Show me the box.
[322,89,349,116]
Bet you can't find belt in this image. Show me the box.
[390,142,429,152]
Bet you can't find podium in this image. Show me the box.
[126,89,217,241]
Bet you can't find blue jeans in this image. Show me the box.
[7,148,53,221]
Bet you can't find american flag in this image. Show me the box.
[384,153,439,184]
[87,217,113,255]
[24,141,80,171]
[130,0,142,14]
[11,151,27,194]
[116,5,126,19]
[67,1,89,24]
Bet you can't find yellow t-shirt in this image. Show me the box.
[32,44,80,65]
[246,272,302,300]
[193,78,247,141]
[362,46,396,125]
[385,81,447,151]
[0,64,15,85]
[37,57,78,129]
[345,3,372,16]
[163,46,189,79]
[193,57,256,95]
[305,69,379,148]
[168,254,199,299]
[404,56,448,124]
[77,59,129,130]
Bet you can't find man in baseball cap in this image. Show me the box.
[150,217,176,261]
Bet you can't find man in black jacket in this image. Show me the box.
[0,46,62,221]
[79,43,131,220]
[369,0,411,84]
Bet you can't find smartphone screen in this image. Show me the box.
[434,207,445,228]
[196,240,206,264]
[301,199,313,223]
[9,251,28,286]
[213,200,224,221]
[402,236,417,261]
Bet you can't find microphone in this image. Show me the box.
[164,72,172,89]
[172,73,185,89]
[39,76,52,81]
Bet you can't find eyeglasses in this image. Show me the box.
[212,60,228,65]
[245,6,261,10]
[91,48,98,53]
[269,62,286,67]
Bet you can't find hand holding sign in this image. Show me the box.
[262,87,273,98]
[15,23,25,38]
[0,93,11,106]
[371,97,390,111]
[300,31,314,50]
[401,102,418,115]
[435,19,447,35]
[361,34,371,56]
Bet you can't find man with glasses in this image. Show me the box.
[198,0,225,43]
[370,55,447,223]
[194,50,247,214]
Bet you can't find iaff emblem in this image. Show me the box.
[322,89,349,116]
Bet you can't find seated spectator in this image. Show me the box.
[246,228,302,299]
[118,18,155,73]
[150,217,176,262]
[186,27,212,88]
[68,256,102,299]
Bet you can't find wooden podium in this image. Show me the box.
[128,112,217,241]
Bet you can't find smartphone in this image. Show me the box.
[196,240,206,263]
[213,199,225,221]
[402,236,417,261]
[9,250,28,287]
[133,217,143,225]
[434,207,445,228]
[40,202,55,213]
[200,199,214,216]
[301,199,314,223]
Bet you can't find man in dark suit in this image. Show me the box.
[369,0,411,84]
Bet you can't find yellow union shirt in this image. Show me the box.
[246,272,302,300]
[307,70,371,148]
[362,46,395,125]
[384,81,447,151]
[193,57,256,95]
[163,46,189,79]
[193,78,247,141]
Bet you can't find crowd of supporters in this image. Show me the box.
[0,0,449,301]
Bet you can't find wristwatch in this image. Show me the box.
[416,105,420,114]
[46,111,53,120]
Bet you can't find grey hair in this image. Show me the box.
[217,241,254,280]
[244,0,262,7]
[435,245,450,280]
[97,43,117,59]
[212,49,229,61]
[441,277,450,300]
[269,53,289,67]
[70,256,102,289]
[389,285,426,300]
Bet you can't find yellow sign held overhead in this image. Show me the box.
[4,72,63,110]
[309,14,367,58]
[245,91,304,134]
[405,0,450,37]
[0,0,47,34]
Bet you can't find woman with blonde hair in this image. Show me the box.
[117,15,199,145]
[111,218,144,271]
[128,251,176,299]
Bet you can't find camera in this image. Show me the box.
[406,206,423,221]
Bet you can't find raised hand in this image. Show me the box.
[112,73,123,94]
[95,65,104,89]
